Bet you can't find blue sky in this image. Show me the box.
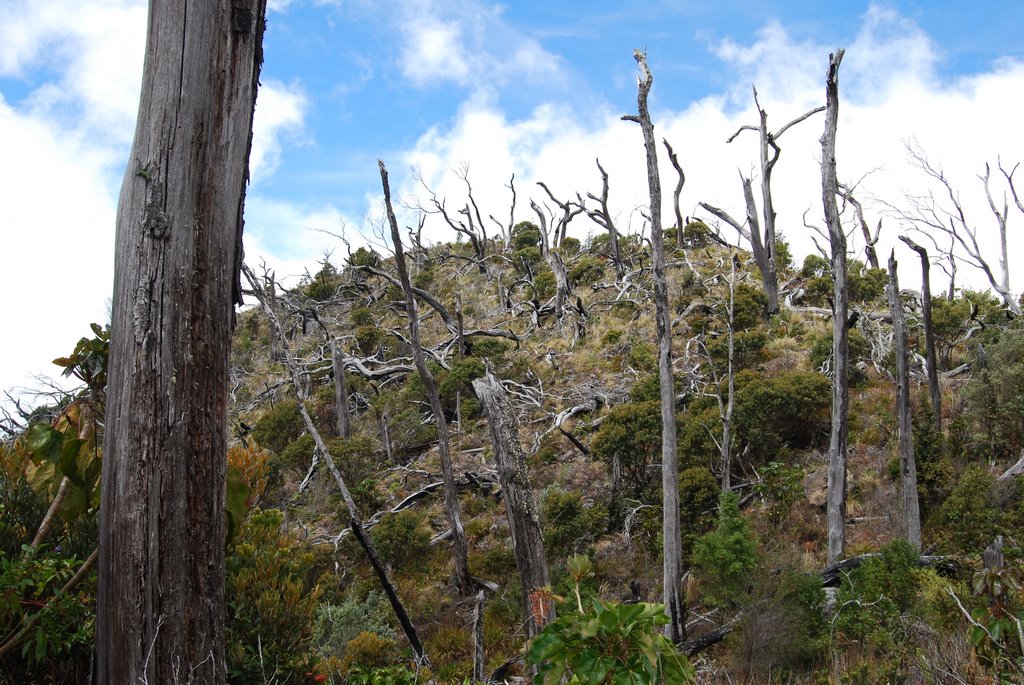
[1,0,1023,412]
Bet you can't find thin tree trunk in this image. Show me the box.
[379,160,472,594]
[821,49,848,567]
[899,235,942,429]
[97,2,267,682]
[663,139,686,247]
[586,159,625,280]
[887,251,922,550]
[624,49,685,642]
[472,373,552,638]
[332,338,351,438]
[721,256,737,492]
[472,590,486,683]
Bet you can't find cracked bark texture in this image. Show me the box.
[97,2,267,682]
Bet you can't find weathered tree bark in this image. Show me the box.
[471,373,552,638]
[380,161,472,595]
[720,257,737,492]
[663,138,686,247]
[843,185,881,270]
[887,251,922,550]
[623,49,685,642]
[721,88,824,316]
[531,199,572,324]
[242,264,429,664]
[821,49,848,567]
[267,271,283,361]
[899,235,942,429]
[471,590,486,683]
[332,338,351,438]
[97,2,267,682]
[586,159,625,280]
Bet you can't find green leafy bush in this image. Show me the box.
[678,466,720,560]
[541,489,607,559]
[251,400,305,454]
[527,600,695,684]
[732,369,831,464]
[591,400,661,495]
[568,255,605,287]
[691,492,758,607]
[833,540,921,656]
[371,510,432,571]
[226,508,324,683]
[936,467,1000,554]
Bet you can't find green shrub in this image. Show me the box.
[833,540,921,656]
[680,220,713,249]
[371,510,432,571]
[512,220,541,249]
[531,270,557,301]
[691,492,758,607]
[678,466,720,560]
[753,460,805,526]
[591,400,661,495]
[226,509,323,683]
[809,328,871,386]
[541,489,607,559]
[561,236,582,255]
[964,323,1024,461]
[732,369,831,464]
[251,399,305,454]
[341,631,403,673]
[312,590,397,661]
[568,255,605,287]
[731,283,768,330]
[350,306,374,327]
[937,467,1000,554]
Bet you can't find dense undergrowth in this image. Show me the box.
[3,225,1024,684]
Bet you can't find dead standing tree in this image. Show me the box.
[701,87,824,316]
[896,143,1021,316]
[380,160,473,594]
[887,250,922,550]
[623,49,686,643]
[472,373,552,638]
[821,49,849,566]
[97,2,267,682]
[899,235,943,429]
[585,159,626,280]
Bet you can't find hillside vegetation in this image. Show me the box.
[4,218,1024,683]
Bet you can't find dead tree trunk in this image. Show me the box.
[887,251,922,550]
[242,264,429,664]
[663,139,686,247]
[332,338,351,438]
[380,161,472,595]
[532,197,576,325]
[97,2,267,682]
[471,373,552,638]
[586,159,625,280]
[899,235,942,429]
[722,88,824,316]
[267,271,283,361]
[720,256,737,492]
[623,49,685,643]
[821,49,848,566]
[843,185,881,270]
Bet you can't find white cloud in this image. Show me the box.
[392,0,566,91]
[0,96,117,395]
[250,80,309,184]
[0,0,146,141]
